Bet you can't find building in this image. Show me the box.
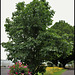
[1,59,14,67]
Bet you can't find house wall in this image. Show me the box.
[1,60,14,67]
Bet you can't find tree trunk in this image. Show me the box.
[62,63,66,68]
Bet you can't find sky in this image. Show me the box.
[1,0,74,60]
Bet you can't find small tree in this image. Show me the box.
[2,0,55,74]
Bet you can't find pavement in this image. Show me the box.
[62,68,74,75]
[1,67,9,75]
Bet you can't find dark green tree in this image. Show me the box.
[39,26,74,67]
[2,0,55,74]
[50,20,74,67]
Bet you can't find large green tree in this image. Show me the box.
[50,20,74,67]
[2,0,55,74]
[39,25,74,67]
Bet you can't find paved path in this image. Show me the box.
[62,69,74,75]
[1,67,9,75]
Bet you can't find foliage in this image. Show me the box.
[44,67,64,75]
[50,20,74,66]
[51,20,74,35]
[2,0,55,74]
[2,0,74,74]
[36,67,64,75]
[8,61,31,75]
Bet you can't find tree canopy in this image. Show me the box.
[50,20,74,67]
[2,0,74,74]
[2,0,55,74]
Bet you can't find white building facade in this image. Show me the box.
[1,60,14,67]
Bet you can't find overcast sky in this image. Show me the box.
[1,0,74,60]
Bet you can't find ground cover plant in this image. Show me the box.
[36,67,66,75]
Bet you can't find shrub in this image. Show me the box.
[8,61,31,75]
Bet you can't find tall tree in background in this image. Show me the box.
[39,22,74,67]
[50,20,74,67]
[2,0,55,74]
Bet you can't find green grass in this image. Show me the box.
[52,69,67,75]
[36,68,67,75]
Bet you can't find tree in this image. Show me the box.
[40,27,74,67]
[50,20,74,67]
[2,0,55,74]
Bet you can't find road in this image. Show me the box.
[62,69,74,75]
[1,67,9,75]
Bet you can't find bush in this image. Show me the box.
[8,61,32,75]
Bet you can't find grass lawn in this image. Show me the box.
[52,69,67,75]
[37,67,67,75]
